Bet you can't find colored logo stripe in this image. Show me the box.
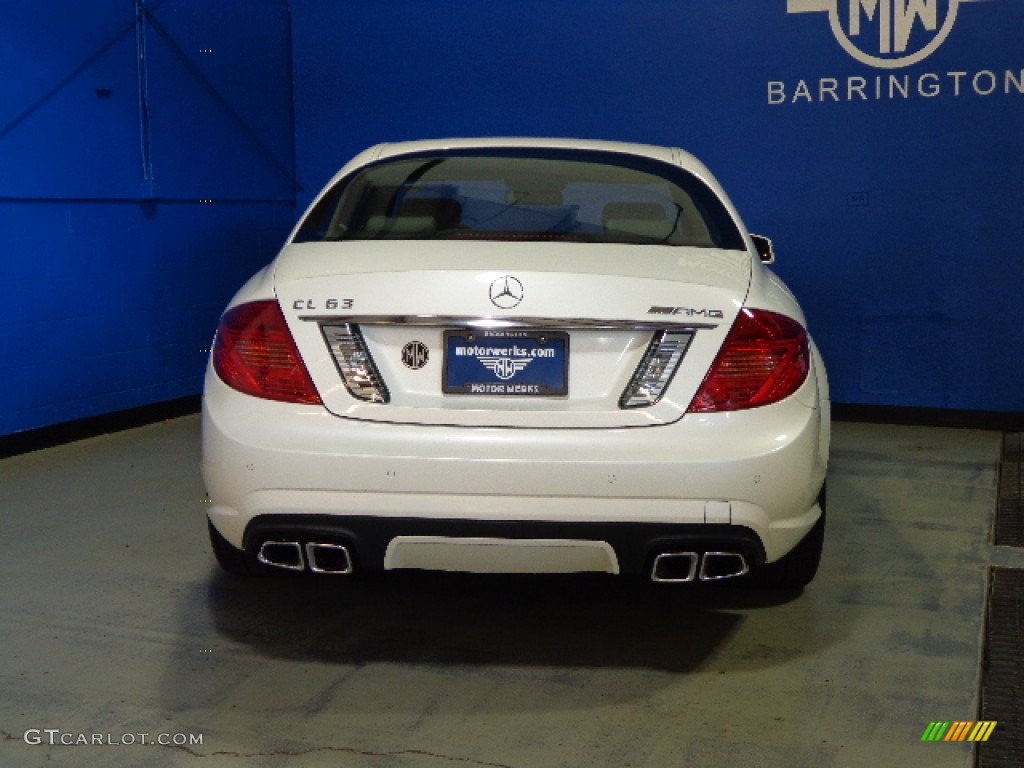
[945,721,973,741]
[969,721,997,742]
[921,721,997,742]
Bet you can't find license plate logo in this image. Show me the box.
[443,330,568,396]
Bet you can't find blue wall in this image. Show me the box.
[0,1,296,435]
[291,0,1024,413]
[3,1,1022,435]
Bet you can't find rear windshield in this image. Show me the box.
[293,148,745,250]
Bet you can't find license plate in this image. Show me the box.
[443,330,569,396]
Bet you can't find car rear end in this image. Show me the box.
[201,139,829,586]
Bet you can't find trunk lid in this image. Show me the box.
[275,240,750,427]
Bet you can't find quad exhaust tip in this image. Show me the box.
[651,551,749,583]
[700,552,750,581]
[256,540,353,574]
[651,552,698,583]
[257,541,305,571]
[305,542,353,574]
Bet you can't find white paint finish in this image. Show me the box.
[205,138,828,571]
[201,369,827,563]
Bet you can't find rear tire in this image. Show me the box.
[754,482,826,590]
[208,519,253,576]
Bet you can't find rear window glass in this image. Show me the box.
[294,148,745,250]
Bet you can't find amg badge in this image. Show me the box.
[648,306,724,319]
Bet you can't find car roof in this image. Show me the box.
[346,137,712,180]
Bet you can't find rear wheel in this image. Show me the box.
[754,481,826,590]
[208,519,253,576]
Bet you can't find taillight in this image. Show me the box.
[212,301,322,404]
[688,309,809,413]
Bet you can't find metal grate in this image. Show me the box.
[995,434,1023,548]
[976,567,1024,768]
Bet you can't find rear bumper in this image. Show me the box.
[202,370,828,566]
[238,514,767,579]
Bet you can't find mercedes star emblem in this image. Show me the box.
[489,275,524,309]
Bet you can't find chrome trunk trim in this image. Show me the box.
[299,314,718,331]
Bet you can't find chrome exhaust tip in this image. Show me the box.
[699,552,749,581]
[257,541,305,571]
[651,552,699,583]
[305,543,353,574]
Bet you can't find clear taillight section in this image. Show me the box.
[620,330,694,408]
[213,301,322,404]
[688,309,809,413]
[320,324,390,403]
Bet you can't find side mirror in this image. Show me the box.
[750,234,775,264]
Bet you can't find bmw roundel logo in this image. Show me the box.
[489,275,524,309]
[401,341,429,370]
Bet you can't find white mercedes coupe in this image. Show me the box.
[202,138,830,589]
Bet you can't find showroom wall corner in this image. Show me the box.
[0,1,297,435]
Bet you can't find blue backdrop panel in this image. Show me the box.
[141,2,296,200]
[0,200,290,434]
[0,1,296,435]
[291,0,1024,412]
[0,3,143,198]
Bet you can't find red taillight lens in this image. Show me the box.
[688,309,809,413]
[212,301,322,405]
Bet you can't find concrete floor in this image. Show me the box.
[0,416,1013,768]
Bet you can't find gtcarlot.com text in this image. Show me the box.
[23,729,203,747]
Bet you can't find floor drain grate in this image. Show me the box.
[995,434,1023,548]
[976,567,1024,768]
